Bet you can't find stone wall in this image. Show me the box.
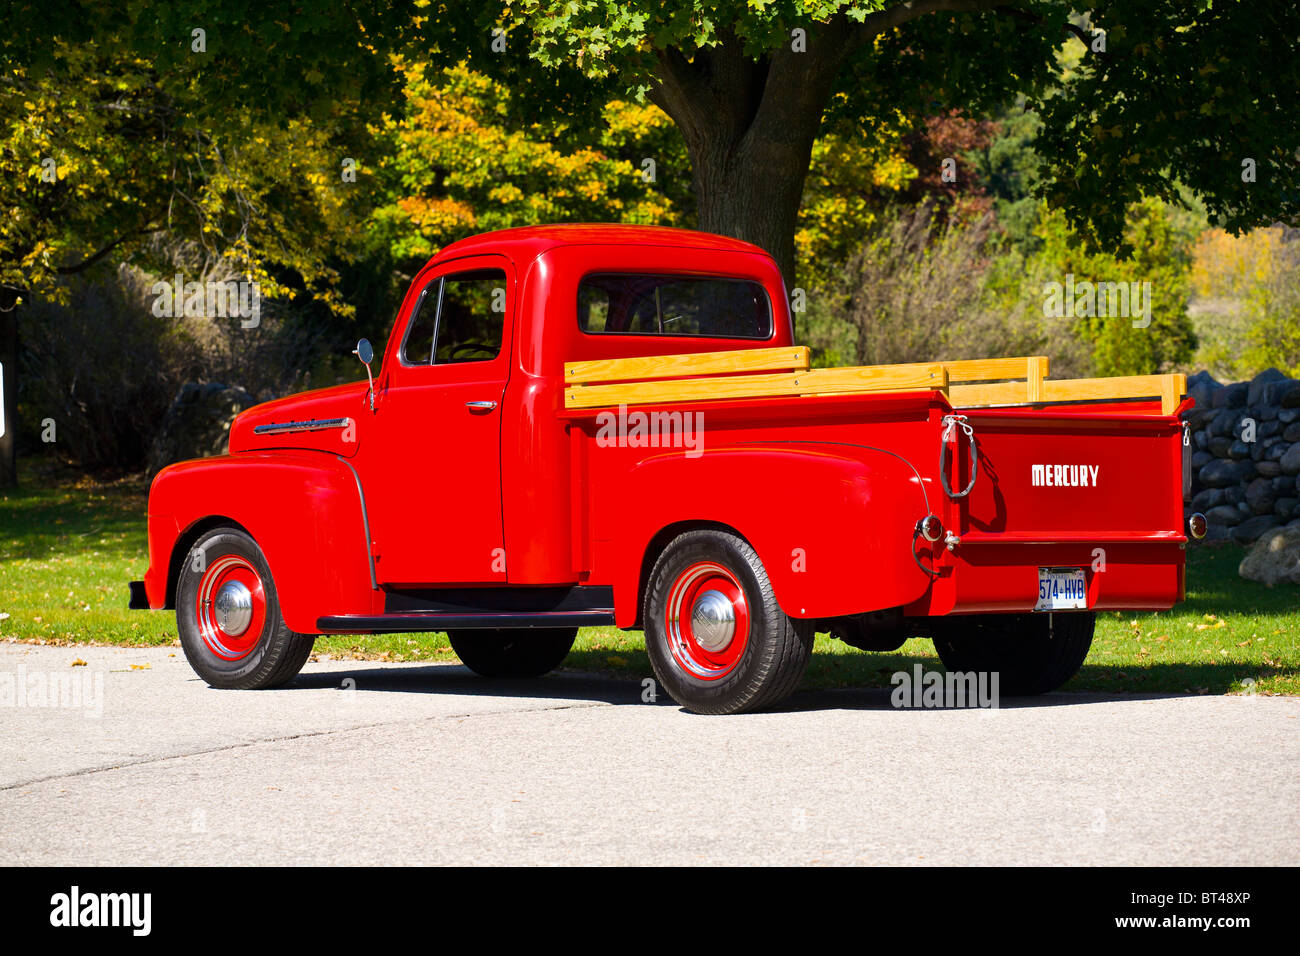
[1183,368,1300,546]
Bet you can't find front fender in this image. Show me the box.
[144,451,379,632]
[607,444,938,626]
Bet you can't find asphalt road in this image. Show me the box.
[1,643,1296,866]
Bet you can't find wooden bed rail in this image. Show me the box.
[562,347,1185,415]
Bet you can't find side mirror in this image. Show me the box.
[353,338,376,411]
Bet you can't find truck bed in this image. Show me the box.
[561,347,1189,622]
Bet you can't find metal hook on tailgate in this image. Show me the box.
[940,414,978,498]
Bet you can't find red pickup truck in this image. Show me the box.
[130,224,1201,714]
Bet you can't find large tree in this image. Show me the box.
[5,1,1299,290]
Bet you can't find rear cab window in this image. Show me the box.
[577,274,773,340]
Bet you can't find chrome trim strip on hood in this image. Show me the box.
[253,417,352,435]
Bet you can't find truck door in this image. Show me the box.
[362,255,512,585]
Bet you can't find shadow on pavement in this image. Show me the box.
[274,661,1199,714]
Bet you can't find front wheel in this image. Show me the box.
[931,612,1094,696]
[176,527,315,689]
[644,529,812,715]
[447,628,577,678]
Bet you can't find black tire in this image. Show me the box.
[176,527,315,689]
[931,612,1094,696]
[644,529,812,715]
[448,628,577,678]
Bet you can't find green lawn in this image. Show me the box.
[3,463,1296,695]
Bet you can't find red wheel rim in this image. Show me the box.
[664,561,750,681]
[194,555,267,661]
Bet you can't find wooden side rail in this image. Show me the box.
[564,346,810,385]
[562,348,1182,415]
[565,363,948,409]
[950,373,1187,416]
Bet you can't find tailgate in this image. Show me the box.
[916,399,1189,615]
[955,403,1185,542]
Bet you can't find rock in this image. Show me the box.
[1224,382,1249,408]
[1183,405,1215,429]
[1238,524,1300,585]
[1191,449,1213,470]
[1232,514,1281,545]
[1194,429,1209,450]
[1198,460,1233,488]
[145,382,257,478]
[1271,474,1292,492]
[1205,504,1244,527]
[1265,379,1298,406]
[1259,419,1283,440]
[1209,409,1239,436]
[1276,380,1300,408]
[1260,404,1280,422]
[1284,422,1300,443]
[1225,485,1246,505]
[1257,461,1283,478]
[1187,370,1221,410]
[1276,497,1298,520]
[1191,487,1226,511]
[1278,407,1300,425]
[1246,477,1277,514]
[1208,435,1233,457]
[1281,443,1300,475]
[1266,442,1292,462]
[1229,440,1252,459]
[1248,369,1288,406]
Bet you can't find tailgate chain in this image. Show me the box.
[940,414,978,498]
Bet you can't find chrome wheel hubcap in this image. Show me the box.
[213,581,253,637]
[690,589,736,652]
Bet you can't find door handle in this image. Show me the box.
[465,400,498,410]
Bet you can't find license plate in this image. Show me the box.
[1036,567,1087,611]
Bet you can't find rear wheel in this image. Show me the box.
[176,527,315,689]
[448,628,577,678]
[931,612,1094,696]
[644,529,812,715]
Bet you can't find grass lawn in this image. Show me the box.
[3,462,1297,695]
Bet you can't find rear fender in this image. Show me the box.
[608,444,937,626]
[144,452,380,632]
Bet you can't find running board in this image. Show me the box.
[318,584,616,633]
[316,609,614,633]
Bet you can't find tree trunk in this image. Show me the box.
[689,128,813,299]
[0,302,17,487]
[647,27,856,302]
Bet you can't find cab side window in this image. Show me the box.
[401,268,508,365]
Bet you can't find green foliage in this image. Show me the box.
[368,62,688,269]
[0,42,371,313]
[1036,2,1300,256]
[805,203,1046,369]
[998,198,1198,377]
[1237,238,1300,378]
